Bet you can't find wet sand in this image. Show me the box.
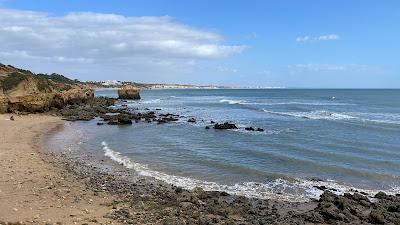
[0,114,119,224]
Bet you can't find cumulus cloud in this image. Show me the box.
[0,8,245,81]
[296,34,339,43]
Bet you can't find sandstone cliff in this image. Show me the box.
[118,86,141,100]
[0,64,93,113]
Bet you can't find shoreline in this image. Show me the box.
[1,113,399,224]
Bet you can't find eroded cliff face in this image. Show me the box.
[0,64,94,113]
[117,86,141,100]
[0,89,94,113]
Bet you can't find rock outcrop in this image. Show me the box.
[214,122,238,129]
[0,64,94,114]
[118,87,140,100]
[0,97,8,113]
[0,89,94,113]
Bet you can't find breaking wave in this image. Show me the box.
[261,109,400,125]
[219,99,248,105]
[262,109,356,120]
[219,99,354,106]
[101,141,399,202]
[140,98,162,104]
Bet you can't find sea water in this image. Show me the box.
[44,89,400,201]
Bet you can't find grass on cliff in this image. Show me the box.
[37,73,80,85]
[36,76,56,92]
[0,72,28,91]
[0,72,56,92]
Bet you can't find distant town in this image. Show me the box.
[96,80,227,89]
[95,80,284,89]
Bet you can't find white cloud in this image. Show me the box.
[0,8,245,81]
[296,34,339,43]
[293,63,345,71]
[317,34,339,41]
[291,63,377,72]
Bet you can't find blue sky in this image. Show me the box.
[0,0,399,88]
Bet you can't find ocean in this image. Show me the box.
[44,89,400,201]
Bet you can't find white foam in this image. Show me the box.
[262,109,357,121]
[220,99,354,106]
[219,99,247,105]
[261,109,400,125]
[101,141,399,202]
[263,101,354,106]
[140,99,161,104]
[349,112,400,125]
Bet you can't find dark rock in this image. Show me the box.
[117,114,132,124]
[256,128,264,132]
[214,122,238,129]
[369,211,385,224]
[205,126,210,129]
[314,185,327,191]
[175,187,183,194]
[375,191,387,199]
[188,118,196,123]
[108,120,119,125]
[310,177,324,182]
[97,122,104,126]
[245,127,255,131]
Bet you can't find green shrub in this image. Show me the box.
[37,73,79,85]
[0,72,28,91]
[36,76,55,92]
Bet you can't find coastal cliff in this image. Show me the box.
[0,64,93,113]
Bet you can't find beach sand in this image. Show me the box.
[0,114,118,224]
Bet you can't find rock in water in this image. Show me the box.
[117,114,133,124]
[187,118,196,123]
[245,127,255,131]
[118,87,140,100]
[214,122,238,129]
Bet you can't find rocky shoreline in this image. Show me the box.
[35,95,399,224]
[43,148,400,225]
[2,90,399,224]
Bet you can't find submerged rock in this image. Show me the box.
[245,127,264,132]
[245,127,255,131]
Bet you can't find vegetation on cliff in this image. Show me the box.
[0,72,29,91]
[0,64,83,94]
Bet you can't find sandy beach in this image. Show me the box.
[0,114,119,225]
